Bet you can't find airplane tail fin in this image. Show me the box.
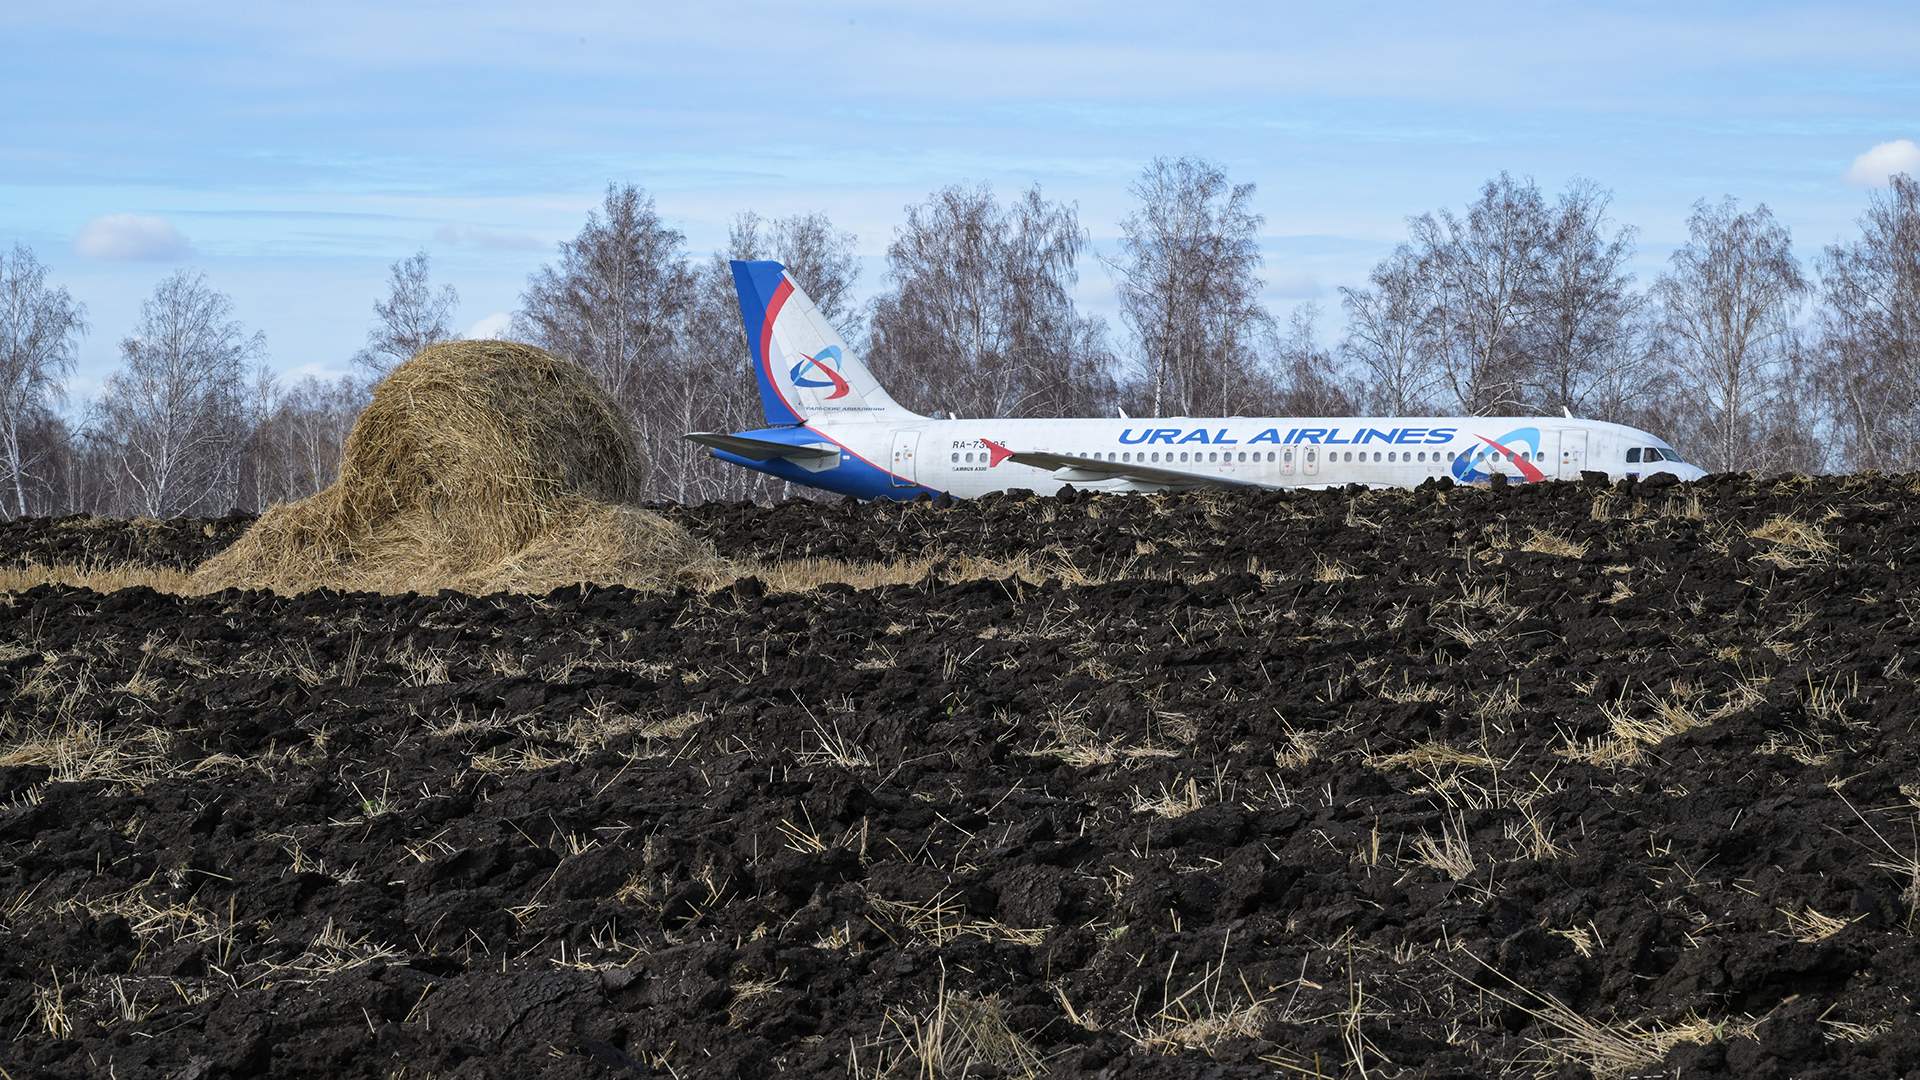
[730,260,917,425]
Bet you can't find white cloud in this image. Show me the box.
[1846,139,1920,186]
[433,223,546,251]
[74,213,193,260]
[284,361,356,383]
[1265,271,1323,301]
[465,312,512,339]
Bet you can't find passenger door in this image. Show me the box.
[1303,445,1319,477]
[890,431,919,487]
[1558,429,1588,478]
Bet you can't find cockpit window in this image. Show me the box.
[1626,447,1642,463]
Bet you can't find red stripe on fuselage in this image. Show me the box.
[1476,434,1546,483]
[802,424,938,495]
[760,278,798,419]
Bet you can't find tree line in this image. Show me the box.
[4,161,1917,516]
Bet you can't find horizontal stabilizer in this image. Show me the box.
[685,432,840,463]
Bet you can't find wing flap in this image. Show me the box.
[987,442,1278,491]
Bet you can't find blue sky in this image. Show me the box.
[4,1,1917,403]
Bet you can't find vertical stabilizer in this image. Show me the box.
[730,260,917,424]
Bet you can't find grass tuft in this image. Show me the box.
[1748,515,1836,569]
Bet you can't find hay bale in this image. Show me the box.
[195,340,724,595]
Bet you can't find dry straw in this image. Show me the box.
[194,340,725,595]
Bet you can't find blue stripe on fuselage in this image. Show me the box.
[712,435,944,501]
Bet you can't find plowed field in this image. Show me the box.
[4,474,1919,1078]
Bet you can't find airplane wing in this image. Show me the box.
[685,432,840,464]
[985,440,1281,491]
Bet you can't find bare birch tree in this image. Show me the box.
[515,184,693,422]
[1406,173,1550,414]
[1111,158,1270,417]
[1653,197,1808,473]
[1525,179,1651,417]
[30,414,94,515]
[97,271,263,517]
[1267,304,1355,416]
[234,363,278,510]
[1815,173,1920,470]
[353,250,459,377]
[246,374,366,506]
[869,184,1112,419]
[767,212,859,332]
[0,245,88,517]
[1339,247,1441,414]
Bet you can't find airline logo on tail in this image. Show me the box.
[790,346,851,400]
[731,258,917,425]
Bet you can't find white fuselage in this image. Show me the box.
[707,261,1706,500]
[781,415,1705,499]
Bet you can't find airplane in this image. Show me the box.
[687,260,1707,500]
